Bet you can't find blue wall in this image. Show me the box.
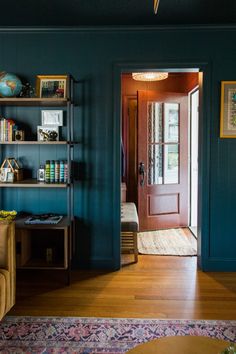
[0,26,236,271]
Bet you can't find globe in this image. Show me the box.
[0,72,22,97]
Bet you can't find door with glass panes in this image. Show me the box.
[137,90,188,231]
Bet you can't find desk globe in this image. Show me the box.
[0,72,22,97]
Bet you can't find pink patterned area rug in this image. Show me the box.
[0,316,235,353]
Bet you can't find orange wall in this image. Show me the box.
[122,72,199,96]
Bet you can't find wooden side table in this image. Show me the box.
[15,217,72,284]
[126,336,230,354]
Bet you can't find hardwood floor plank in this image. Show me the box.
[9,255,236,319]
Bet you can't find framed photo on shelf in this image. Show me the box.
[36,75,68,99]
[220,81,236,138]
[41,110,63,126]
[0,168,11,182]
[6,171,15,183]
[37,125,59,142]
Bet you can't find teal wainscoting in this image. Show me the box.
[0,26,236,270]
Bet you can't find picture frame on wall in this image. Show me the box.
[220,81,236,138]
[36,75,68,99]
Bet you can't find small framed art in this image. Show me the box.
[0,168,11,182]
[41,110,63,126]
[6,171,15,183]
[36,75,68,99]
[220,81,236,138]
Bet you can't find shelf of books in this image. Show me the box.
[0,117,15,142]
[0,74,78,283]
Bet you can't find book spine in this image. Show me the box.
[7,120,10,141]
[3,119,6,142]
[0,119,5,142]
[8,121,13,142]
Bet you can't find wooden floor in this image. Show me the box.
[9,255,236,320]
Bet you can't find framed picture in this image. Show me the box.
[6,171,15,183]
[220,81,236,138]
[37,125,59,141]
[36,75,68,99]
[41,110,63,126]
[0,168,11,182]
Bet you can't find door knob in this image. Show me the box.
[139,162,145,186]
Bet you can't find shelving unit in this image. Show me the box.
[15,217,70,270]
[0,141,69,144]
[0,179,68,187]
[0,76,78,284]
[0,98,68,106]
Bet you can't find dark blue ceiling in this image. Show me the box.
[1,0,236,27]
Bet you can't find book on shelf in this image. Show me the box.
[24,214,63,225]
[0,118,15,142]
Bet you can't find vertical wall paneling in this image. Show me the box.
[0,27,235,270]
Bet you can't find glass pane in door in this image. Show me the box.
[147,102,180,185]
[148,102,163,143]
[148,144,163,185]
[164,144,179,184]
[164,103,179,142]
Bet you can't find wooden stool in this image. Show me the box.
[121,203,139,263]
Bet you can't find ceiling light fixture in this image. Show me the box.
[132,72,168,82]
[154,0,160,14]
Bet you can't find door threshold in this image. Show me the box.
[189,226,197,239]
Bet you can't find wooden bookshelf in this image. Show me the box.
[0,179,68,188]
[0,77,78,284]
[0,97,68,106]
[0,141,68,145]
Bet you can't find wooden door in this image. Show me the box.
[138,90,188,231]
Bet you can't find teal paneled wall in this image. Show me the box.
[0,26,235,270]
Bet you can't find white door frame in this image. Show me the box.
[188,87,199,237]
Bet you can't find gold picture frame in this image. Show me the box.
[220,81,236,138]
[36,75,69,99]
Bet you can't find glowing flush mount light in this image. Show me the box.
[132,72,168,82]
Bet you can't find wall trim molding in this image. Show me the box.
[0,24,236,33]
[77,258,117,270]
[202,257,236,271]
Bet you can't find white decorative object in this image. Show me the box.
[37,125,59,141]
[41,110,63,126]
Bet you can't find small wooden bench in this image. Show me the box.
[121,202,139,263]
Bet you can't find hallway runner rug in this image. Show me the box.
[138,228,197,256]
[0,316,235,353]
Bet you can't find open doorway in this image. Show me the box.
[121,71,199,259]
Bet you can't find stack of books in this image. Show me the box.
[0,118,15,142]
